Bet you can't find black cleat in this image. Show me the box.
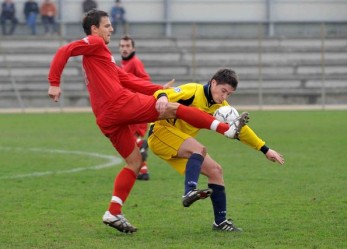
[137,173,149,180]
[102,211,137,234]
[182,188,213,207]
[213,219,242,232]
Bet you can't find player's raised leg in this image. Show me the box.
[157,102,247,139]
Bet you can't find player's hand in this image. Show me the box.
[163,79,175,89]
[155,95,169,114]
[48,86,61,102]
[265,149,285,165]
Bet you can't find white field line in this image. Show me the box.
[0,147,122,179]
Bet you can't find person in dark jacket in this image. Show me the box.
[24,0,39,35]
[110,0,126,34]
[0,0,18,35]
[82,0,97,13]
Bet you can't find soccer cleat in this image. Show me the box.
[102,211,137,234]
[213,219,242,232]
[224,112,250,139]
[182,188,213,207]
[137,172,149,181]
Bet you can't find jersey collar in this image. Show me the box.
[203,82,216,106]
[121,51,136,61]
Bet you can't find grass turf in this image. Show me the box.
[0,110,346,249]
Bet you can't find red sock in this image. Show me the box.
[108,167,137,215]
[136,138,143,148]
[176,105,229,134]
[140,162,148,174]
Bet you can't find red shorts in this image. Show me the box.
[130,123,148,138]
[96,92,159,158]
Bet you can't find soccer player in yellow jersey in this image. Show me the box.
[148,68,284,232]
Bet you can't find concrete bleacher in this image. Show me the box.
[0,35,346,108]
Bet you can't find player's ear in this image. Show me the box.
[90,25,98,34]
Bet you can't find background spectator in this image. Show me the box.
[23,0,39,35]
[110,0,127,35]
[40,0,57,35]
[119,35,152,180]
[82,0,97,14]
[0,0,18,35]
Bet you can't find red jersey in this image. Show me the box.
[121,54,151,81]
[120,53,151,137]
[48,35,162,117]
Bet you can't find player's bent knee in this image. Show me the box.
[124,148,143,173]
[159,102,180,119]
[191,144,206,157]
[200,146,207,157]
[212,164,223,177]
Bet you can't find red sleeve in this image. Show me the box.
[48,36,103,86]
[133,58,151,81]
[117,66,162,95]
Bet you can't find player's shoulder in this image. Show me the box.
[178,82,200,90]
[133,55,143,62]
[82,35,104,45]
[170,83,197,95]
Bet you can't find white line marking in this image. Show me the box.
[0,147,122,179]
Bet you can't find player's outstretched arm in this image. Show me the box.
[48,86,61,102]
[163,79,175,89]
[265,149,285,165]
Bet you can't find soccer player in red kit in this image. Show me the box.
[119,34,151,180]
[48,9,248,234]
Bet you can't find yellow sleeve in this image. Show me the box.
[238,125,266,151]
[154,83,197,102]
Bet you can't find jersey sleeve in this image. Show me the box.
[154,83,197,102]
[238,125,266,151]
[48,36,104,86]
[133,58,151,81]
[116,66,162,95]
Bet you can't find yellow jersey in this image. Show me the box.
[153,83,265,151]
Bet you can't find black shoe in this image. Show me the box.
[137,173,149,180]
[182,188,213,207]
[213,219,242,232]
[102,211,137,234]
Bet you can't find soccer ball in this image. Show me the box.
[213,106,239,123]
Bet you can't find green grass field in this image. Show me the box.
[0,110,346,249]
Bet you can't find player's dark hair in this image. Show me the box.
[211,69,238,90]
[120,34,135,47]
[82,9,109,35]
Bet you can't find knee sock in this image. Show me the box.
[208,183,227,225]
[184,153,204,195]
[108,167,137,215]
[176,105,229,134]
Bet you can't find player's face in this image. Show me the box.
[91,16,113,44]
[210,80,235,104]
[119,40,135,57]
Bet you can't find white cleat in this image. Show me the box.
[224,112,250,139]
[102,211,137,234]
